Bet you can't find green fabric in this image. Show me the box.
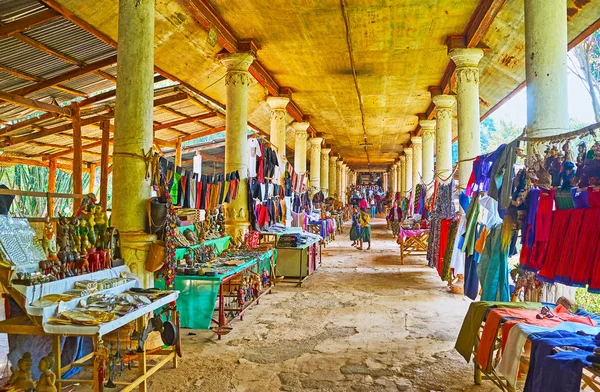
[174,235,231,260]
[454,301,544,363]
[441,220,458,282]
[461,193,480,257]
[361,225,371,242]
[156,249,277,330]
[171,172,181,204]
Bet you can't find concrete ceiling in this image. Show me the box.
[54,0,600,172]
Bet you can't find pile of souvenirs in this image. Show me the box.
[172,208,226,248]
[6,196,119,287]
[6,352,58,392]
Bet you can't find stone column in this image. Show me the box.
[330,156,338,198]
[341,163,347,204]
[309,137,323,195]
[337,159,343,200]
[411,137,423,197]
[524,0,569,141]
[320,148,331,196]
[399,157,406,195]
[391,164,398,194]
[420,120,436,185]
[112,0,155,287]
[267,96,289,184]
[293,122,309,174]
[449,48,484,189]
[396,162,402,197]
[404,149,413,197]
[432,94,456,181]
[219,52,254,239]
[383,172,388,192]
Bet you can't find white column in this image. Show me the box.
[330,156,338,198]
[383,172,388,192]
[267,96,289,185]
[341,163,347,204]
[404,148,413,197]
[432,94,456,181]
[396,161,402,196]
[220,52,255,239]
[309,137,323,195]
[391,164,398,194]
[420,120,436,185]
[450,48,484,189]
[524,0,568,140]
[411,137,422,196]
[293,122,309,174]
[321,148,331,196]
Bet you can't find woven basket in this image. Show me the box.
[145,240,166,272]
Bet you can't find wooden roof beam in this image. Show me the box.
[0,155,90,172]
[0,9,60,39]
[180,125,226,142]
[177,0,238,52]
[153,112,216,130]
[0,90,71,116]
[43,137,113,161]
[153,121,187,137]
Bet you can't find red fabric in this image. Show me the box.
[196,181,202,209]
[554,208,585,283]
[476,305,596,372]
[527,189,555,271]
[437,219,452,277]
[257,142,265,183]
[538,209,571,282]
[572,208,600,286]
[257,205,268,227]
[588,187,600,208]
[465,157,479,196]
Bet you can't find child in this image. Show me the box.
[349,207,361,247]
[358,208,371,250]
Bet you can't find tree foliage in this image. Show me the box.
[569,31,600,122]
[480,118,523,154]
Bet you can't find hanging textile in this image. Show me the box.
[426,180,455,269]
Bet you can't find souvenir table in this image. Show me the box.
[275,235,321,286]
[0,215,181,392]
[156,249,276,338]
[174,229,231,260]
[397,227,429,265]
[307,217,336,246]
[456,301,600,392]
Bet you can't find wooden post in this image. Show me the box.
[71,101,82,209]
[100,120,110,211]
[89,163,97,194]
[47,159,56,217]
[174,137,183,167]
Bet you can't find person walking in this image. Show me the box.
[349,207,361,247]
[388,200,403,238]
[370,198,376,218]
[358,208,371,250]
[359,197,368,210]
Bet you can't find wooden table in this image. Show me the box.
[397,228,429,265]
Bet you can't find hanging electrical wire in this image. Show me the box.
[340,0,371,169]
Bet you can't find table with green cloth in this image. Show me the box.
[174,230,231,260]
[157,249,277,329]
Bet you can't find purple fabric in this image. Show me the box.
[469,145,507,195]
[399,228,428,240]
[573,188,590,209]
[524,188,541,248]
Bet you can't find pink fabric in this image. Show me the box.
[398,228,428,240]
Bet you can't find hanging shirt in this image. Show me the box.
[247,138,261,178]
[193,154,202,176]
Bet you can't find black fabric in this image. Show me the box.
[0,185,14,214]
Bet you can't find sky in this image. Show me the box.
[488,69,597,127]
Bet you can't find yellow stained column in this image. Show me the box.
[411,137,422,198]
[309,137,323,195]
[336,159,343,201]
[219,52,255,239]
[320,148,331,196]
[404,149,413,198]
[432,94,456,181]
[329,156,338,199]
[391,164,398,194]
[112,0,155,287]
[293,122,309,175]
[420,120,436,185]
[449,48,484,189]
[266,96,289,185]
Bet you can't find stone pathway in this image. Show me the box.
[138,219,497,391]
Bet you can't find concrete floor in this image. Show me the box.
[145,218,499,392]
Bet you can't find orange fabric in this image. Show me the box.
[475,305,596,372]
[474,226,489,254]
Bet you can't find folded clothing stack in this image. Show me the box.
[277,234,300,247]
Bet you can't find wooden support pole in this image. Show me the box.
[89,164,97,194]
[48,159,56,217]
[71,102,83,208]
[100,120,110,211]
[174,138,183,167]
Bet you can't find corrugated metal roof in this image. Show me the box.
[0,0,45,23]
